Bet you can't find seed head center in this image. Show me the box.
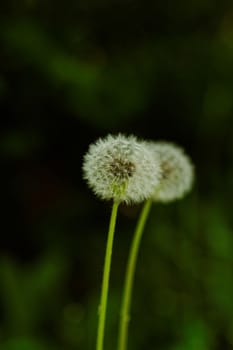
[109,158,136,180]
[161,161,174,180]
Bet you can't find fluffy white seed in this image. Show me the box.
[83,134,161,204]
[147,141,194,203]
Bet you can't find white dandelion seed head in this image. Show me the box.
[83,134,161,204]
[147,141,194,203]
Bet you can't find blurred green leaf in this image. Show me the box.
[172,319,212,350]
[0,254,68,334]
[1,337,52,350]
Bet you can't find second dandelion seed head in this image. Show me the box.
[146,141,194,203]
[83,134,161,204]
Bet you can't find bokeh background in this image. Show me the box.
[1,0,233,349]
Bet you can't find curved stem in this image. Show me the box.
[118,198,153,350]
[96,201,119,350]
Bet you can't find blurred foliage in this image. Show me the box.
[0,0,233,349]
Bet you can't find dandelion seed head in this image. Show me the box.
[83,134,161,204]
[147,141,194,203]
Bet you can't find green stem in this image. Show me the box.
[118,198,153,350]
[96,201,119,350]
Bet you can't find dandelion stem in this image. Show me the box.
[118,198,153,350]
[96,201,119,350]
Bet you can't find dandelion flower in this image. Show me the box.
[147,141,194,202]
[83,134,161,204]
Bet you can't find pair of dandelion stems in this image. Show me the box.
[83,134,194,350]
[96,201,119,350]
[118,198,152,350]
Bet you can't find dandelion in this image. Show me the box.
[148,141,194,202]
[83,134,161,350]
[83,134,161,204]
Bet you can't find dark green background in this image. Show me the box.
[0,0,233,349]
